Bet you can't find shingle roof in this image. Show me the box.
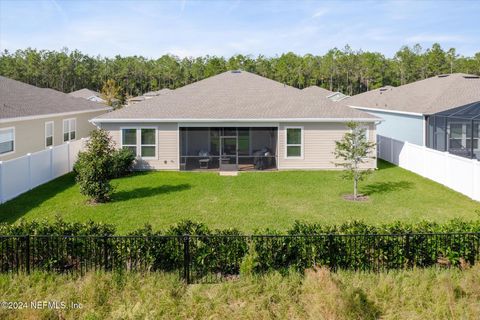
[94,71,377,122]
[0,77,110,120]
[68,88,102,100]
[345,74,480,115]
[302,86,334,97]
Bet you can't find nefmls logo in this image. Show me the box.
[30,301,66,309]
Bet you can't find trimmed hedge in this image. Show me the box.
[1,218,480,277]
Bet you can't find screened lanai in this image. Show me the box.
[426,101,480,160]
[180,127,277,171]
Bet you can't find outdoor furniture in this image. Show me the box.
[198,150,210,169]
[199,159,210,169]
[253,147,272,170]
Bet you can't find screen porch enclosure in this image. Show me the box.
[180,127,278,171]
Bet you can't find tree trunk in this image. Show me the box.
[353,177,358,200]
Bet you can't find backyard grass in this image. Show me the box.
[0,160,479,233]
[1,266,479,319]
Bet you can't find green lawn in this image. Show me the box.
[0,160,479,233]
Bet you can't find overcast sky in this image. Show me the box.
[0,0,479,58]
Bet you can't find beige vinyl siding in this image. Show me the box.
[100,122,179,170]
[0,110,105,161]
[278,122,377,170]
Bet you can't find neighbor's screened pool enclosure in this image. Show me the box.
[180,127,278,171]
[427,101,480,160]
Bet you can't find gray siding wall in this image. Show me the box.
[0,110,106,161]
[102,121,377,171]
[278,122,377,169]
[100,122,179,170]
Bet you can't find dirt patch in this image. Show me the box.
[342,194,369,202]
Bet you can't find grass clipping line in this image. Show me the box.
[1,265,480,319]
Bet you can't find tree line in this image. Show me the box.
[1,43,479,100]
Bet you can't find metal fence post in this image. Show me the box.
[103,236,109,271]
[405,233,411,269]
[0,161,3,204]
[328,234,336,271]
[183,235,190,284]
[25,235,30,274]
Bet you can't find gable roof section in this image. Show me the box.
[345,73,480,115]
[1,76,110,120]
[302,85,334,97]
[94,71,377,122]
[68,88,102,100]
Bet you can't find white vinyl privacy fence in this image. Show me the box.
[377,135,480,201]
[0,138,87,204]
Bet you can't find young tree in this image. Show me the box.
[75,129,115,203]
[334,122,376,200]
[100,79,121,107]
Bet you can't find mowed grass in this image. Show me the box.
[0,160,479,234]
[1,266,480,319]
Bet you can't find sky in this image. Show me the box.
[0,0,479,59]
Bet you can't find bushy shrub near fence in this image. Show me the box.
[1,218,480,281]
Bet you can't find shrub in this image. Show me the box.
[111,148,135,178]
[75,129,115,203]
[1,219,480,275]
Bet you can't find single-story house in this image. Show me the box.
[127,88,172,106]
[345,73,480,160]
[302,86,349,102]
[91,70,379,171]
[69,88,106,103]
[0,76,111,161]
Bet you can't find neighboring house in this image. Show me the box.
[302,86,349,102]
[69,88,120,107]
[91,71,378,171]
[69,88,106,103]
[345,74,480,160]
[127,88,172,106]
[0,76,111,161]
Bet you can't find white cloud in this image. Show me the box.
[312,8,329,18]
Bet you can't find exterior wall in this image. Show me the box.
[0,110,106,161]
[278,122,377,170]
[100,122,179,170]
[101,121,377,171]
[357,109,425,146]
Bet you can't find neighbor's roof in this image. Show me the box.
[302,86,334,97]
[68,88,102,100]
[345,74,480,115]
[93,71,377,122]
[0,76,111,120]
[143,88,172,97]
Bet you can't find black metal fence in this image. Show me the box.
[1,233,479,283]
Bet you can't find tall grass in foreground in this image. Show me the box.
[1,266,480,319]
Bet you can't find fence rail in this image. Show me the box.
[1,233,479,283]
[0,138,87,204]
[377,135,480,201]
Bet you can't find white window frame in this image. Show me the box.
[0,126,15,157]
[63,118,76,142]
[120,127,158,160]
[284,126,304,159]
[45,121,54,148]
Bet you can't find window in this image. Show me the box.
[45,121,54,147]
[0,127,15,155]
[285,127,303,158]
[121,128,157,158]
[141,128,156,157]
[63,118,76,142]
[359,125,369,141]
[122,129,137,155]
